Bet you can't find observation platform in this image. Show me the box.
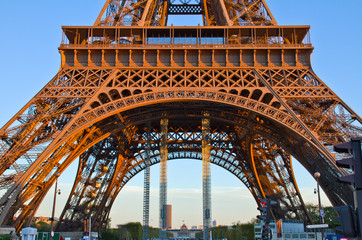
[59,25,313,68]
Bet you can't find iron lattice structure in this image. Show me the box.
[0,0,361,234]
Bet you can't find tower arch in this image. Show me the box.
[0,0,361,234]
[0,101,352,230]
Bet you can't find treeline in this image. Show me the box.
[29,204,341,239]
[195,221,255,240]
[101,221,254,240]
[304,204,338,229]
[103,222,173,240]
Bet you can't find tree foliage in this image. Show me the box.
[118,222,143,240]
[101,228,118,240]
[305,203,338,228]
[103,222,172,240]
[323,206,339,229]
[195,221,254,240]
[30,221,50,232]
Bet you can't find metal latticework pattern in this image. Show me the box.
[202,113,212,240]
[0,0,361,234]
[94,0,276,26]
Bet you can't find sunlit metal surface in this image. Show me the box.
[0,0,360,233]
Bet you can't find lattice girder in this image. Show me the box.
[57,140,296,231]
[56,104,354,229]
[55,115,264,231]
[56,136,122,231]
[0,97,85,185]
[1,6,362,232]
[0,68,357,229]
[59,108,319,230]
[94,0,276,26]
[251,135,312,222]
[4,100,350,231]
[0,126,113,230]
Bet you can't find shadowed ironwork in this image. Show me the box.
[0,0,360,234]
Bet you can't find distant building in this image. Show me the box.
[167,224,202,239]
[165,204,172,229]
[179,224,188,238]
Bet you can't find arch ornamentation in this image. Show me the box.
[1,102,339,230]
[1,0,362,235]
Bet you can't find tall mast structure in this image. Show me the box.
[142,122,151,240]
[202,112,211,239]
[159,118,168,238]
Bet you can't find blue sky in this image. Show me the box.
[0,0,361,229]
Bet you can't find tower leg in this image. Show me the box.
[159,118,168,239]
[202,112,211,240]
[143,123,151,240]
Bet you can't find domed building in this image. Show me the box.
[179,223,189,238]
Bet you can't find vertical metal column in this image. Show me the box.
[142,123,151,240]
[202,112,211,240]
[159,118,168,239]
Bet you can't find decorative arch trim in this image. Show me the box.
[67,89,311,142]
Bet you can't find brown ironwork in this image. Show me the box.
[0,0,360,233]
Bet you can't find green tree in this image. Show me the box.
[226,224,242,240]
[211,226,228,239]
[101,228,118,240]
[30,221,50,232]
[148,227,160,238]
[119,222,142,240]
[196,222,255,240]
[144,227,173,239]
[305,203,341,234]
[305,203,320,223]
[323,206,339,229]
[239,221,255,240]
[148,227,159,239]
[227,221,254,240]
[305,203,339,226]
[195,230,203,239]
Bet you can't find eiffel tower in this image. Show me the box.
[0,0,361,235]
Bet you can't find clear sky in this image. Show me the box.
[0,0,361,229]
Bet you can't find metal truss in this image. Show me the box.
[0,67,359,230]
[52,107,314,231]
[251,135,311,222]
[94,0,275,26]
[0,0,361,233]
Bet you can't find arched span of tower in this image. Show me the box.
[1,0,362,234]
[54,107,313,231]
[0,99,352,231]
